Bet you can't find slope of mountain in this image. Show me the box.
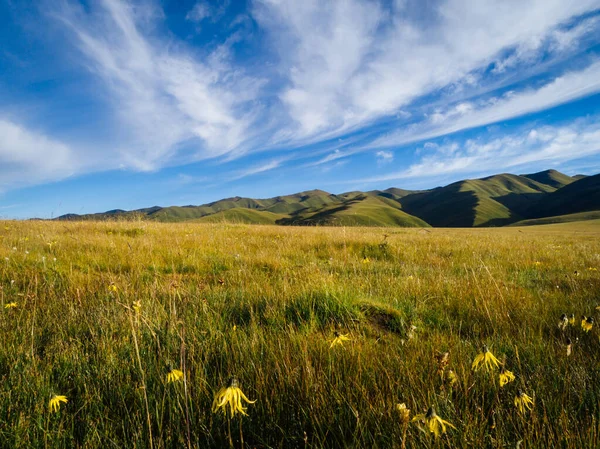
[193,209,286,224]
[278,195,429,227]
[509,210,600,227]
[56,169,599,228]
[527,173,600,218]
[398,173,560,227]
[522,169,576,189]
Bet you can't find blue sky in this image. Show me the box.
[1,0,600,218]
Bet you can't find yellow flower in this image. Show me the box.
[109,284,117,293]
[534,261,542,267]
[362,257,370,264]
[329,331,351,348]
[4,302,17,309]
[514,391,534,414]
[472,345,500,372]
[49,394,68,412]
[212,377,256,418]
[568,313,575,326]
[499,367,515,387]
[412,407,455,438]
[396,403,411,424]
[166,368,184,383]
[446,369,458,387]
[581,316,594,332]
[132,300,142,313]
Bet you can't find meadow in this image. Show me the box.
[0,219,599,448]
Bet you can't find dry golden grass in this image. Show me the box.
[0,220,599,448]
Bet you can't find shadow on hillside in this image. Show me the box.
[276,195,367,226]
[400,186,479,227]
[493,192,548,219]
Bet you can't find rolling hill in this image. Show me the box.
[57,169,599,227]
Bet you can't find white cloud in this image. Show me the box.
[253,0,600,143]
[186,1,230,24]
[307,149,353,167]
[0,119,77,191]
[3,0,600,194]
[356,119,600,183]
[186,2,211,23]
[376,150,394,164]
[55,0,266,172]
[229,158,284,181]
[367,60,600,149]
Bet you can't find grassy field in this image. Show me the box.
[1,220,599,448]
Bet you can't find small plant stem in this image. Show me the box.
[228,417,234,448]
[239,418,244,449]
[129,312,154,449]
[401,424,407,449]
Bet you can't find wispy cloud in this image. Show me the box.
[356,118,600,183]
[253,0,600,144]
[229,158,285,181]
[0,119,76,191]
[54,0,266,172]
[367,60,600,149]
[376,150,394,165]
[2,0,600,196]
[186,1,230,25]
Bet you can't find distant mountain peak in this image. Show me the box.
[56,170,600,228]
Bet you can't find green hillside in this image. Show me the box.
[527,174,600,218]
[399,173,555,227]
[509,210,600,227]
[193,208,285,224]
[56,169,600,228]
[280,195,430,227]
[522,169,576,189]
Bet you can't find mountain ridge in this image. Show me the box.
[56,169,600,227]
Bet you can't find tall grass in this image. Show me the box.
[0,220,599,448]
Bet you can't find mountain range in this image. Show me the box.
[57,169,600,227]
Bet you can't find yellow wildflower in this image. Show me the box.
[446,369,458,387]
[396,403,411,424]
[514,391,534,414]
[109,284,117,293]
[212,377,256,417]
[499,367,515,387]
[472,345,500,372]
[49,394,68,412]
[362,257,370,264]
[581,316,594,332]
[329,331,351,348]
[4,302,17,309]
[412,407,455,438]
[166,368,184,383]
[132,300,142,313]
[568,313,575,326]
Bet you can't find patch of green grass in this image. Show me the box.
[0,220,599,448]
